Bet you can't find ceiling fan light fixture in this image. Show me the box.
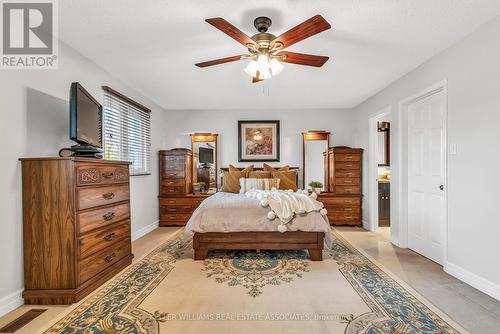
[269,57,284,76]
[244,60,258,77]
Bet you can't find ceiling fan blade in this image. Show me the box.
[195,55,245,68]
[272,15,331,48]
[277,51,329,67]
[206,18,257,47]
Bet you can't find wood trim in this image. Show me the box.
[191,133,218,189]
[102,86,151,113]
[303,131,330,188]
[193,232,324,261]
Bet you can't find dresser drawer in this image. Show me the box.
[77,184,130,210]
[161,205,194,214]
[161,186,185,195]
[335,162,361,170]
[160,197,204,206]
[78,221,131,259]
[162,171,186,179]
[336,178,360,186]
[335,154,361,162]
[164,155,185,163]
[164,162,185,171]
[162,178,185,187]
[78,238,131,284]
[325,206,360,213]
[76,164,129,186]
[335,170,360,178]
[327,212,360,222]
[77,202,130,235]
[160,213,192,223]
[319,197,361,206]
[335,186,361,194]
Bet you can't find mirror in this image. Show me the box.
[191,133,218,193]
[377,122,390,166]
[303,131,330,192]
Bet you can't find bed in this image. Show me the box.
[184,192,332,261]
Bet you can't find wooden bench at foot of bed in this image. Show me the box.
[193,231,324,261]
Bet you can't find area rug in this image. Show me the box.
[43,230,468,334]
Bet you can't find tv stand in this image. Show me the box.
[59,145,103,158]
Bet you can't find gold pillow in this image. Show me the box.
[271,170,298,191]
[263,163,289,172]
[229,164,254,174]
[220,170,246,193]
[248,171,272,179]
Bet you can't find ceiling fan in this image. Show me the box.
[195,15,332,83]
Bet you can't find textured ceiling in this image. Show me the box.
[59,0,500,110]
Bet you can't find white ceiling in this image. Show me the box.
[59,1,500,110]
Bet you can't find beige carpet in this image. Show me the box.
[41,229,467,334]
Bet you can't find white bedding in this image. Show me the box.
[183,192,332,248]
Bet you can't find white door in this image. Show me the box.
[407,90,446,265]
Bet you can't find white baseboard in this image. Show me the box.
[132,220,159,241]
[444,261,500,301]
[0,289,23,317]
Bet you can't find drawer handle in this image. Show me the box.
[345,189,353,191]
[346,156,353,159]
[102,172,114,179]
[102,192,115,200]
[345,164,353,167]
[182,206,192,211]
[345,216,354,219]
[104,252,116,263]
[344,208,353,211]
[168,189,177,193]
[104,233,115,241]
[103,212,115,221]
[166,208,177,212]
[344,180,353,183]
[344,200,353,203]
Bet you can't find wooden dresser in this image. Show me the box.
[319,147,363,226]
[159,149,208,226]
[20,157,133,304]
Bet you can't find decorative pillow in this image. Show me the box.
[263,163,289,172]
[239,178,281,193]
[271,170,298,191]
[220,170,246,193]
[229,164,254,175]
[248,171,272,179]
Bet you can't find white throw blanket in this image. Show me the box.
[245,189,327,232]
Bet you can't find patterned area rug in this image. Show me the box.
[43,230,467,334]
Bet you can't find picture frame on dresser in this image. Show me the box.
[238,120,280,162]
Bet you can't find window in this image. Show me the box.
[102,86,151,175]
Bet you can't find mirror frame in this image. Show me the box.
[191,133,219,190]
[302,131,330,190]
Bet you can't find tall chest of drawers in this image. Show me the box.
[20,157,133,304]
[159,149,208,226]
[320,147,363,226]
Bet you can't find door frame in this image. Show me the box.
[396,80,448,261]
[368,107,391,234]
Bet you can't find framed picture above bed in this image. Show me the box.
[238,120,280,162]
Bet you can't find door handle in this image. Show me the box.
[439,185,444,190]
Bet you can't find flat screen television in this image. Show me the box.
[199,147,214,164]
[69,82,103,148]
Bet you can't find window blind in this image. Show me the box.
[102,87,151,175]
